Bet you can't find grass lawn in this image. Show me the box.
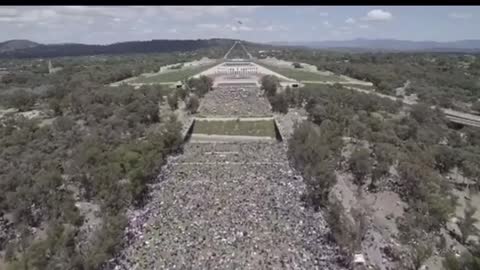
[257,62,347,82]
[193,119,277,137]
[131,63,218,84]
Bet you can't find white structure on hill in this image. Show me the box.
[193,60,303,89]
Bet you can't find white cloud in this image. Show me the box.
[0,8,19,17]
[168,28,177,33]
[234,17,251,23]
[323,21,332,28]
[331,29,352,36]
[449,12,472,19]
[159,6,260,21]
[225,23,254,32]
[358,24,369,29]
[363,9,393,21]
[196,23,219,29]
[330,30,342,36]
[238,25,252,31]
[0,8,58,23]
[345,17,356,24]
[319,12,328,17]
[263,25,274,31]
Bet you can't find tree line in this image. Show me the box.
[0,55,191,270]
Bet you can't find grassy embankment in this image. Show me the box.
[131,62,219,84]
[193,119,277,137]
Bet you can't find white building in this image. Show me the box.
[215,62,258,76]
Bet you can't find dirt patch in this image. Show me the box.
[331,171,407,270]
[0,108,17,118]
[16,109,46,119]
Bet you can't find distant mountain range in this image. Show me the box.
[2,38,479,59]
[0,40,40,53]
[270,38,480,52]
[0,38,254,58]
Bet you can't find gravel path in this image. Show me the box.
[110,142,345,270]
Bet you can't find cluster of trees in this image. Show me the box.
[0,56,186,270]
[165,75,212,114]
[0,52,218,93]
[443,241,480,269]
[260,75,288,114]
[286,83,480,265]
[271,49,480,111]
[185,75,213,98]
[288,120,343,209]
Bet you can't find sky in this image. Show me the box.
[0,6,479,44]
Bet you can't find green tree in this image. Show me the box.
[186,94,200,114]
[7,89,36,112]
[175,87,188,101]
[292,62,302,69]
[187,76,212,98]
[48,97,64,116]
[471,101,480,113]
[167,92,178,110]
[303,160,337,208]
[433,145,460,174]
[349,148,372,186]
[261,75,279,97]
[457,200,480,245]
[309,104,327,125]
[406,241,433,270]
[269,93,288,114]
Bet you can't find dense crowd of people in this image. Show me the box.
[108,83,346,269]
[109,142,345,269]
[198,86,272,116]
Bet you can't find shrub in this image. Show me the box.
[302,160,337,208]
[471,101,480,113]
[269,92,288,114]
[175,87,188,101]
[349,148,372,186]
[292,62,303,69]
[186,94,200,114]
[433,145,460,174]
[187,76,212,98]
[167,92,178,110]
[457,200,480,245]
[261,75,279,97]
[7,89,36,111]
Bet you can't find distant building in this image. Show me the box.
[215,62,258,76]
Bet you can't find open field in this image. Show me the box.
[130,62,219,84]
[193,119,277,137]
[256,62,347,82]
